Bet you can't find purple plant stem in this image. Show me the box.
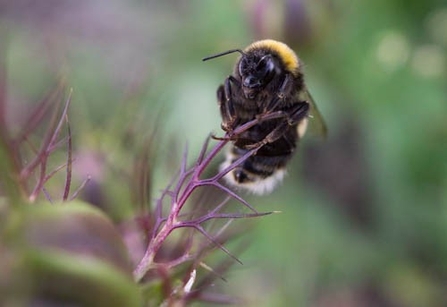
[133,139,229,281]
[133,204,178,281]
[62,114,72,201]
[134,114,276,281]
[28,90,72,201]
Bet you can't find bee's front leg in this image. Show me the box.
[218,76,240,133]
[264,73,295,113]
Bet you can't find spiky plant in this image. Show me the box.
[133,133,273,305]
[0,79,274,306]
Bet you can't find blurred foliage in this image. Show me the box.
[1,0,447,306]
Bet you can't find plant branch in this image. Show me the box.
[134,114,274,282]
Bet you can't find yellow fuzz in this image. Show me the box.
[245,39,300,75]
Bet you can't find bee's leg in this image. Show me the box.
[218,76,239,133]
[264,74,295,112]
[263,97,281,114]
[277,73,296,99]
[244,121,289,149]
[253,99,308,128]
[287,102,310,125]
[213,76,241,141]
[245,102,309,149]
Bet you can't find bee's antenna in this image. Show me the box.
[202,49,245,61]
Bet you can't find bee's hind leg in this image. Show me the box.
[245,102,309,149]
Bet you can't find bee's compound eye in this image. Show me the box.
[256,55,276,84]
[238,59,248,78]
[257,56,269,70]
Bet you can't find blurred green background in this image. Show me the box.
[2,0,447,306]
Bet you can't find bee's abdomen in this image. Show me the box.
[234,151,287,180]
[220,145,291,195]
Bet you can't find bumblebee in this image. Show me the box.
[203,39,326,195]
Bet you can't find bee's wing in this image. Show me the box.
[301,88,328,139]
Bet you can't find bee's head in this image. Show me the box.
[237,52,280,99]
[202,44,285,100]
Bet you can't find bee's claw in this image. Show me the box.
[244,141,265,150]
[211,134,226,141]
[212,133,234,141]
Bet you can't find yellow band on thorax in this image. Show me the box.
[245,39,299,75]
